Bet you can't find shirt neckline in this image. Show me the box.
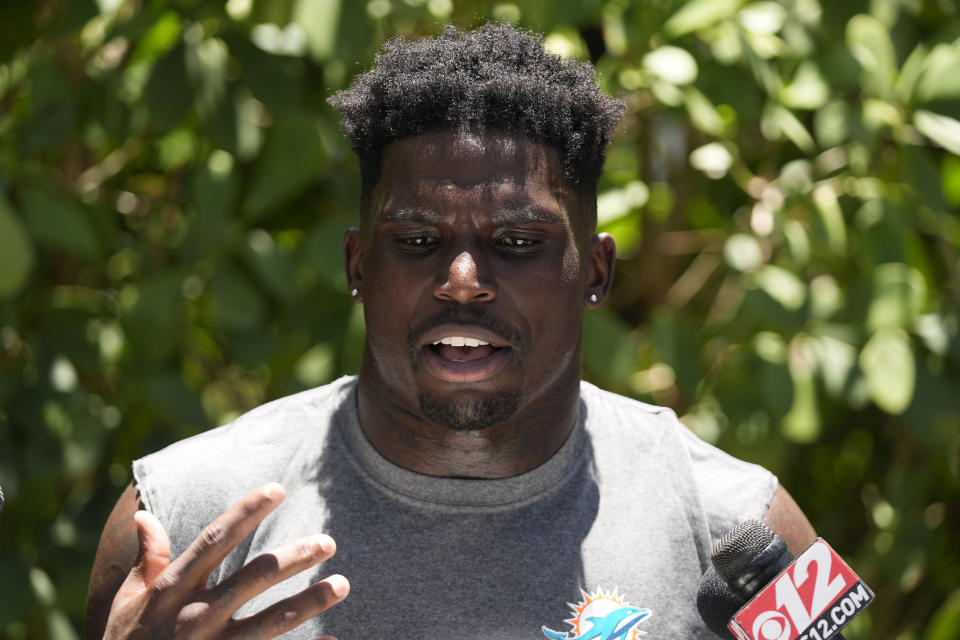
[333,378,587,509]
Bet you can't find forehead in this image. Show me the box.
[367,130,582,227]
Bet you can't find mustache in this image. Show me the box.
[406,307,522,352]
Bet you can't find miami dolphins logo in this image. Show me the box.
[542,587,652,640]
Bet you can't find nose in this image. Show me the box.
[434,250,496,304]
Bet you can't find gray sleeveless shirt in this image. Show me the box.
[133,377,776,639]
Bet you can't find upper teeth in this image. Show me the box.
[433,337,489,347]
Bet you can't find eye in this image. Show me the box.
[397,235,438,250]
[497,236,541,250]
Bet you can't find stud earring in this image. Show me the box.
[589,294,598,303]
[351,288,359,298]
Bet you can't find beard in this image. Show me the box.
[418,388,521,431]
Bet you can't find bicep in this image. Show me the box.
[765,483,817,555]
[86,482,143,640]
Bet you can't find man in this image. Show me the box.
[87,23,815,639]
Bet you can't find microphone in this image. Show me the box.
[698,520,873,640]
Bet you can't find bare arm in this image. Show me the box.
[765,483,817,555]
[85,482,349,640]
[87,483,143,640]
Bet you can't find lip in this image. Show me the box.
[418,323,513,383]
[421,343,512,383]
[418,324,512,349]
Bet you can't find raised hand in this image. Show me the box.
[101,483,348,640]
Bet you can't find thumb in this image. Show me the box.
[132,510,171,588]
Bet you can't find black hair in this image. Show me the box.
[328,22,625,213]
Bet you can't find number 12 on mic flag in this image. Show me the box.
[728,539,874,640]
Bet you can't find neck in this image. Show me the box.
[355,372,581,479]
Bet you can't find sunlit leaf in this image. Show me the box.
[690,141,734,178]
[926,588,960,640]
[914,110,960,156]
[684,87,726,136]
[753,265,806,310]
[738,1,786,35]
[866,262,927,331]
[663,0,744,37]
[859,327,915,415]
[724,233,763,272]
[846,13,896,98]
[643,45,697,85]
[812,184,847,254]
[763,104,815,153]
[915,39,960,104]
[127,10,182,65]
[293,0,341,62]
[597,181,649,224]
[779,61,829,110]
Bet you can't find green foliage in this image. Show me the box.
[1,1,958,638]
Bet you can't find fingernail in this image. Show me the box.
[263,483,284,500]
[315,534,336,555]
[328,574,349,598]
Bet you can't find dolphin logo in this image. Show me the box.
[542,605,652,640]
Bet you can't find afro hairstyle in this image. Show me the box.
[328,22,625,211]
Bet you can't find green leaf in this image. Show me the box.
[143,41,190,133]
[846,14,896,98]
[0,198,34,299]
[763,104,816,153]
[209,267,267,332]
[782,358,820,443]
[926,589,960,640]
[914,110,960,156]
[753,265,807,311]
[866,262,927,331]
[942,154,960,208]
[859,327,915,415]
[293,0,341,62]
[663,0,744,37]
[779,61,829,110]
[684,88,727,137]
[21,189,101,261]
[127,11,182,65]
[244,112,328,219]
[582,308,637,391]
[812,184,847,254]
[915,39,960,104]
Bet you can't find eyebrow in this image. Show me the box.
[378,206,565,226]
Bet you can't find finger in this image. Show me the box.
[229,574,349,640]
[167,483,286,590]
[132,510,172,588]
[205,534,338,621]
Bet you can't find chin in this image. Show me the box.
[418,388,522,431]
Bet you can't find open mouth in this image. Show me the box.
[419,329,513,383]
[428,337,505,363]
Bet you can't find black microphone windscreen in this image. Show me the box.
[696,564,743,638]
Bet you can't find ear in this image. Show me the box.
[584,232,616,308]
[344,227,364,302]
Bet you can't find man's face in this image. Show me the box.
[348,129,604,431]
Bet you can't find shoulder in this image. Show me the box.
[580,381,778,540]
[132,377,356,548]
[578,380,679,442]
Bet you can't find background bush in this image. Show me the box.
[0,0,958,638]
